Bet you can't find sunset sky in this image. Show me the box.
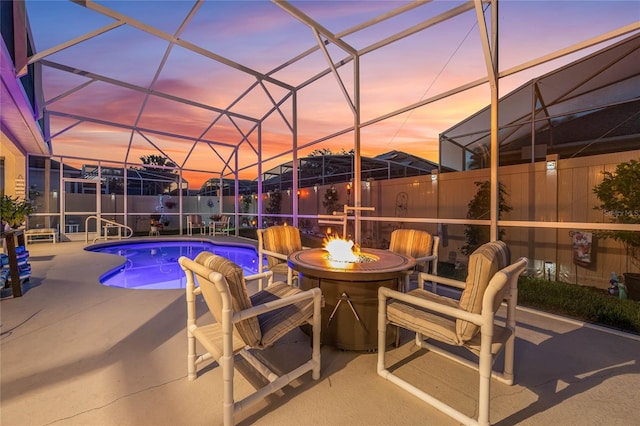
[24,0,640,187]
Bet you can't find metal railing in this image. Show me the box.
[85,216,134,244]
[318,205,375,238]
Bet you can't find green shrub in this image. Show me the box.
[438,262,640,334]
[1,195,33,228]
[518,277,640,333]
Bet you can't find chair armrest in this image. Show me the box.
[261,249,308,261]
[379,286,482,326]
[245,270,274,287]
[414,254,437,264]
[260,248,289,262]
[245,270,274,281]
[234,287,322,322]
[418,272,466,289]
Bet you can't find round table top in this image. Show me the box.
[288,248,415,281]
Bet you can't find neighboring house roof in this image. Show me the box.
[439,33,640,171]
[261,150,439,192]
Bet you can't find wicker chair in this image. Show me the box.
[377,241,527,426]
[179,252,322,426]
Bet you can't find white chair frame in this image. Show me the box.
[186,214,205,236]
[209,215,231,236]
[180,257,322,426]
[377,257,527,426]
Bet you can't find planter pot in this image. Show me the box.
[623,273,640,301]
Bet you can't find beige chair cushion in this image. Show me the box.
[464,324,514,356]
[191,324,247,362]
[456,241,510,342]
[268,262,290,277]
[387,288,462,345]
[262,225,302,268]
[389,229,433,259]
[195,252,262,347]
[250,281,315,347]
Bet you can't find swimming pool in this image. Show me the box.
[87,240,260,290]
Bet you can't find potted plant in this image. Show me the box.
[593,159,640,300]
[1,195,34,231]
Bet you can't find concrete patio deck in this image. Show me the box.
[2,237,639,425]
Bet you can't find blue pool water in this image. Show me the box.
[87,240,260,290]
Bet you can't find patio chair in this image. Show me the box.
[179,252,322,426]
[257,225,305,289]
[210,215,231,236]
[186,214,205,236]
[388,229,439,292]
[377,241,527,426]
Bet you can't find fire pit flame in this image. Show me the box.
[323,236,376,264]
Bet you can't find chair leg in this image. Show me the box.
[222,352,235,426]
[258,259,265,291]
[478,364,491,426]
[405,273,411,292]
[187,332,197,381]
[312,290,322,380]
[377,294,388,375]
[287,267,294,287]
[477,331,493,426]
[502,331,515,385]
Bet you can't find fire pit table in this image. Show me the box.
[288,248,415,351]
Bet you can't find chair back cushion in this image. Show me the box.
[389,229,433,258]
[456,240,510,342]
[262,225,302,268]
[194,252,261,346]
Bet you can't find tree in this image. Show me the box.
[309,148,354,156]
[140,154,176,169]
[322,186,341,214]
[461,180,512,256]
[266,190,282,215]
[593,159,640,270]
[138,155,178,195]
